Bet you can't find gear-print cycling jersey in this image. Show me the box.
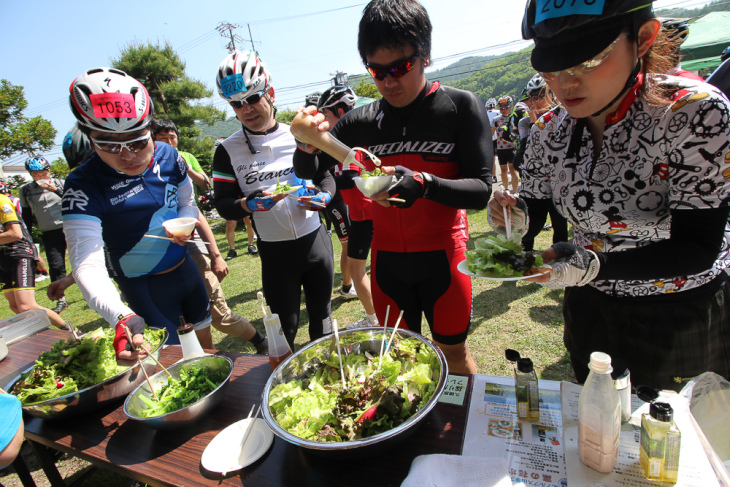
[521,75,730,297]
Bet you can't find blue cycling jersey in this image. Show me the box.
[62,143,190,278]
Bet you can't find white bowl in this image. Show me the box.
[162,217,197,237]
[353,175,394,198]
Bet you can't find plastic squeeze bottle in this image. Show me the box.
[264,313,293,369]
[177,321,207,360]
[578,352,621,473]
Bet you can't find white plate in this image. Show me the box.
[201,418,274,474]
[261,185,302,199]
[457,260,550,281]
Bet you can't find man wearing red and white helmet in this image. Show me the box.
[63,67,211,361]
[212,50,336,349]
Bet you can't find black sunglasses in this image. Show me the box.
[366,54,419,81]
[229,91,265,109]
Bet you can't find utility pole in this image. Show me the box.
[216,22,244,53]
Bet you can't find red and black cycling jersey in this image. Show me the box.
[294,81,493,252]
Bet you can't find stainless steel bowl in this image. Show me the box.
[262,328,448,458]
[7,328,168,421]
[123,355,233,430]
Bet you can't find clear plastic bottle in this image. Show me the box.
[264,313,293,369]
[578,352,621,473]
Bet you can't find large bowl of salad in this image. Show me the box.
[123,354,233,430]
[8,327,168,420]
[262,328,448,458]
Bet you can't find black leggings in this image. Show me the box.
[41,228,67,283]
[257,224,334,348]
[521,197,569,252]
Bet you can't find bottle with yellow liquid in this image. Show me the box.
[506,349,540,422]
[640,402,680,483]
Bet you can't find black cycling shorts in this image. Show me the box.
[0,255,35,293]
[348,219,373,260]
[497,148,514,166]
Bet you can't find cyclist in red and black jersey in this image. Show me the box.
[293,0,492,374]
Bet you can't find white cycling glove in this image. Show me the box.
[543,242,600,289]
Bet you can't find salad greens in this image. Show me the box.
[269,337,440,442]
[361,168,385,178]
[466,234,544,277]
[272,178,294,194]
[13,327,166,405]
[138,366,228,417]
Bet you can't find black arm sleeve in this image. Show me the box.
[211,145,248,221]
[595,206,729,280]
[313,166,336,197]
[293,147,340,181]
[424,91,492,210]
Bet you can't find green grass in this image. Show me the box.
[1,210,575,382]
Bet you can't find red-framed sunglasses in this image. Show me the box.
[366,54,419,81]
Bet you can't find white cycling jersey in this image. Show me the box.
[213,124,320,242]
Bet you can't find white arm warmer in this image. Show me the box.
[65,219,133,325]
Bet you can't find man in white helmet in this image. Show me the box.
[63,67,211,361]
[212,50,336,349]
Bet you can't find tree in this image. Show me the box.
[0,79,57,161]
[275,108,297,125]
[50,157,71,179]
[111,42,226,172]
[353,78,382,100]
[6,175,26,190]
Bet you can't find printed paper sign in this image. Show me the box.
[439,375,468,406]
[89,93,136,119]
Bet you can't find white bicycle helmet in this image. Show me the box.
[216,50,272,101]
[69,67,153,134]
[318,86,357,113]
[305,91,322,107]
[525,73,546,94]
[485,98,497,109]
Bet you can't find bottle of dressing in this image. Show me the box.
[578,352,621,473]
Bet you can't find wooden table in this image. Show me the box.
[1,329,472,487]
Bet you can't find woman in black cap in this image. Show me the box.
[489,0,730,391]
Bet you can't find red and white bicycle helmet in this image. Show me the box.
[216,50,272,101]
[69,67,153,134]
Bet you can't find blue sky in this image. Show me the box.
[0,0,701,166]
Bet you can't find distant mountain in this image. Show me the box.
[656,0,727,19]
